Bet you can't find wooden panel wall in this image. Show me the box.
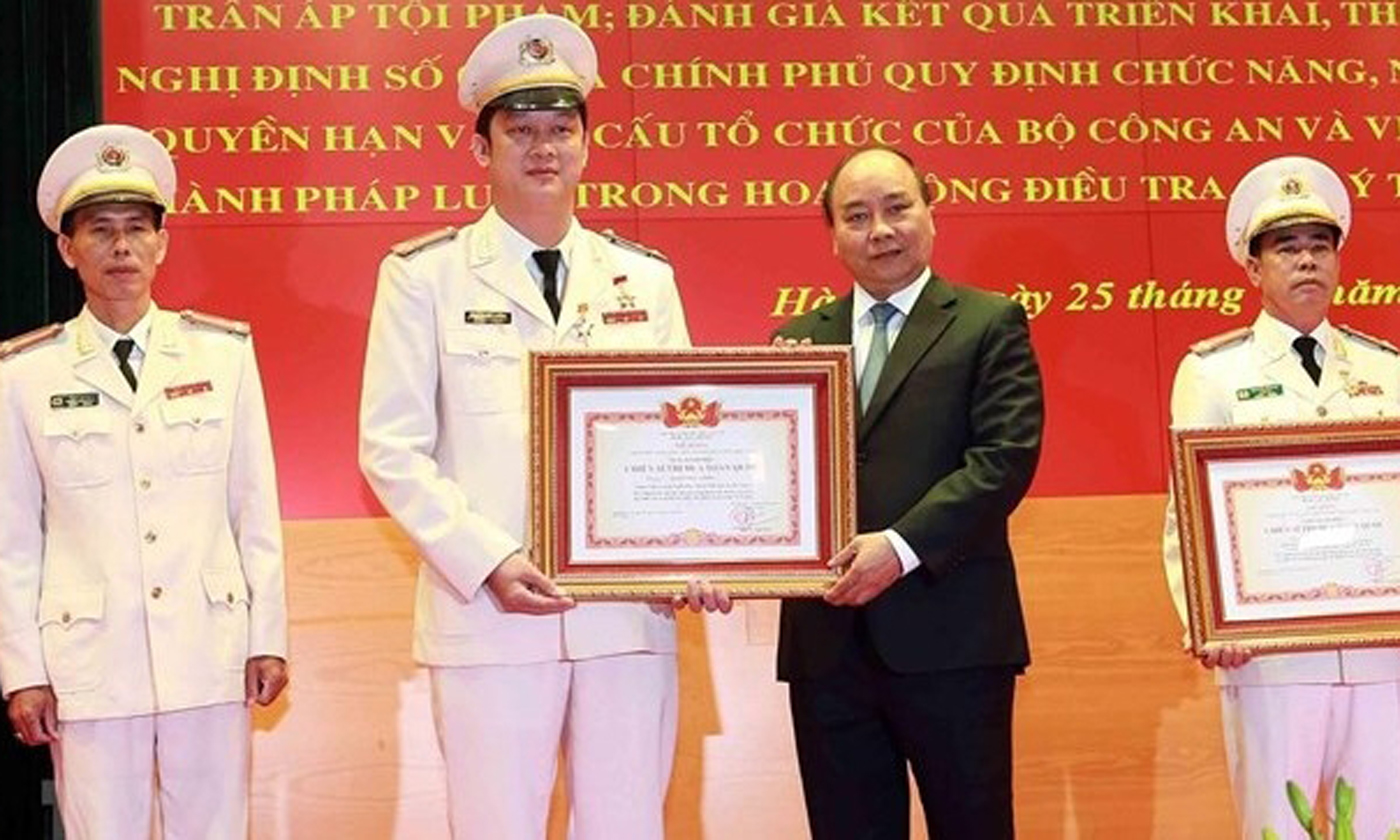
[248,495,1237,838]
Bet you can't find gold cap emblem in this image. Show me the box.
[1281,176,1304,196]
[520,37,555,65]
[97,143,130,171]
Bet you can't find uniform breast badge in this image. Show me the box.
[602,275,649,325]
[49,392,100,409]
[1345,379,1385,397]
[568,303,594,346]
[165,381,214,400]
[1236,383,1284,401]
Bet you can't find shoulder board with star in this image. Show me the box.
[390,226,457,258]
[1190,326,1252,356]
[1339,324,1400,355]
[181,309,250,337]
[0,323,63,361]
[600,229,669,263]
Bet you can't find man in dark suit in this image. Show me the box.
[775,146,1044,839]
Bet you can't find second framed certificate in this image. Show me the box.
[530,347,856,599]
[1172,419,1400,655]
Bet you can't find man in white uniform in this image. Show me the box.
[359,14,726,840]
[0,124,288,839]
[1164,156,1400,838]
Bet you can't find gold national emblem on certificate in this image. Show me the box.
[1291,462,1344,491]
[662,396,722,427]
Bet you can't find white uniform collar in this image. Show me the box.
[83,303,157,356]
[493,211,582,281]
[1253,308,1333,361]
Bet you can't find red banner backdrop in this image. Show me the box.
[100,1,1400,517]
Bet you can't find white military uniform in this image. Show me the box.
[0,305,287,839]
[1164,310,1400,838]
[359,208,690,839]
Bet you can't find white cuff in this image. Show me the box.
[883,529,920,576]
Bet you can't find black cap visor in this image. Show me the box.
[490,85,584,112]
[68,190,165,214]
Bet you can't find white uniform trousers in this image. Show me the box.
[51,702,250,840]
[431,652,678,840]
[1221,682,1400,839]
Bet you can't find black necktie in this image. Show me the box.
[533,249,562,322]
[1293,335,1322,386]
[113,338,138,391]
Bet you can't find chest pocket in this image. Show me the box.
[38,585,105,693]
[1344,395,1395,419]
[42,412,115,488]
[160,395,228,474]
[1230,396,1290,425]
[442,328,524,413]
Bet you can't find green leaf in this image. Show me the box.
[1335,775,1356,822]
[1286,780,1314,829]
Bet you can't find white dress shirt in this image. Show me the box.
[851,270,932,577]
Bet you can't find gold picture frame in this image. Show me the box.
[530,347,856,599]
[1172,419,1400,655]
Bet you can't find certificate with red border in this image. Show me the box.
[1172,420,1400,655]
[530,347,855,599]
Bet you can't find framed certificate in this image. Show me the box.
[1172,419,1400,655]
[530,347,856,599]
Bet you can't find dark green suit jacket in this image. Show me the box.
[775,274,1044,679]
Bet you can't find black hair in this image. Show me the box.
[1246,222,1341,257]
[473,100,590,142]
[820,146,932,227]
[60,202,165,236]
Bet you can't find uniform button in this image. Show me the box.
[226,592,235,604]
[1317,406,1328,418]
[134,420,146,433]
[138,478,151,491]
[61,611,71,624]
[143,531,157,544]
[151,586,162,599]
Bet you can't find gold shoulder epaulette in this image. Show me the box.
[391,226,456,258]
[1339,324,1400,355]
[600,229,669,263]
[181,309,250,337]
[0,323,63,360]
[1190,326,1251,356]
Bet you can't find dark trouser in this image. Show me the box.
[788,633,1017,840]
